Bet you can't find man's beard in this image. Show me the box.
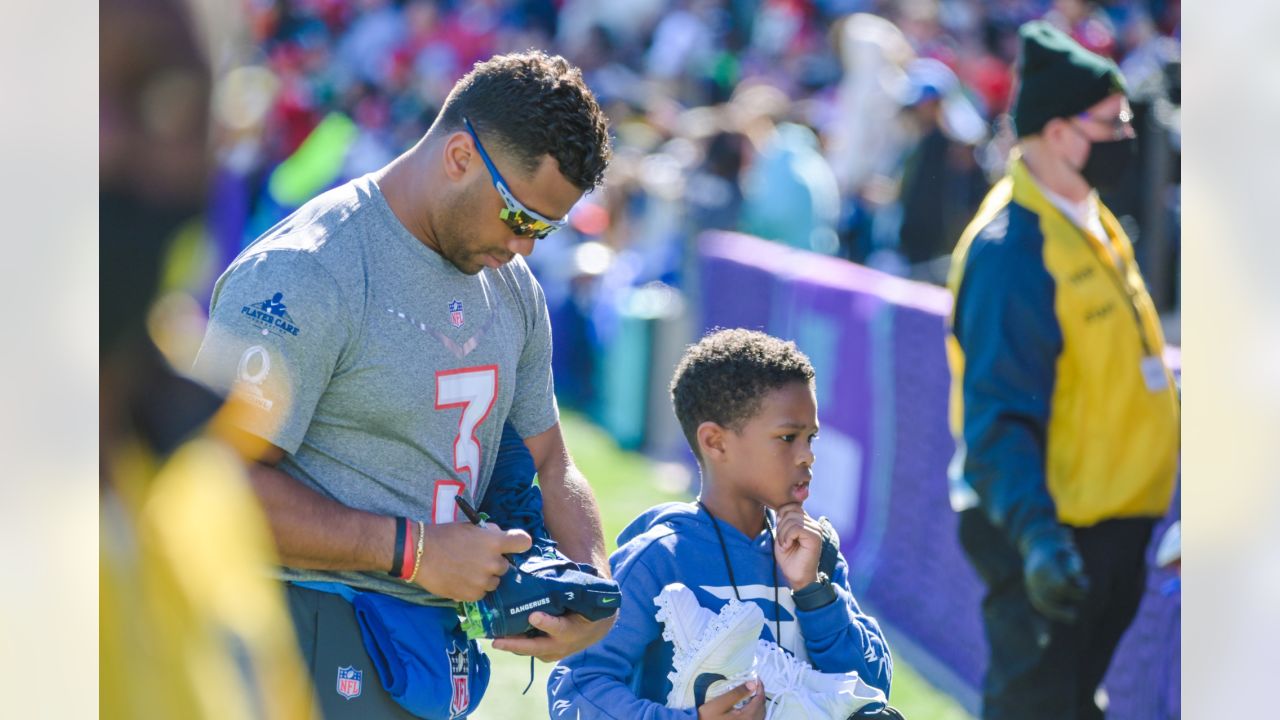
[439,193,501,275]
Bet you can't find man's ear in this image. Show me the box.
[1042,117,1074,152]
[697,421,729,462]
[441,130,473,182]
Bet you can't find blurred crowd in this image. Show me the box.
[195,0,1182,410]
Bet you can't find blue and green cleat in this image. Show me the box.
[459,549,622,639]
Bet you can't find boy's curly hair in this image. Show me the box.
[670,329,815,462]
[436,50,611,191]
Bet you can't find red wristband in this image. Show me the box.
[400,518,415,580]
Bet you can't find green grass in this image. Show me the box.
[472,412,973,719]
[882,660,976,720]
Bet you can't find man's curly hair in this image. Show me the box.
[670,329,816,462]
[437,50,611,191]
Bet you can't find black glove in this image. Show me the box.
[1021,527,1090,624]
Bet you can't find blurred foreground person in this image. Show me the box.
[945,21,1179,720]
[100,0,313,716]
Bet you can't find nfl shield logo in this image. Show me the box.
[449,299,464,328]
[447,643,470,716]
[336,665,362,700]
[452,677,469,717]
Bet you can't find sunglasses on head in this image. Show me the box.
[464,117,567,240]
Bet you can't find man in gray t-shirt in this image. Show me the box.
[196,172,559,604]
[193,51,613,717]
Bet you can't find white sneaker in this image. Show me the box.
[754,639,887,719]
[654,583,764,709]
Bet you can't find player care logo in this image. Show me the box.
[447,642,470,717]
[241,291,302,337]
[449,299,465,328]
[336,665,362,700]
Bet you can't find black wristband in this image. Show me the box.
[389,516,407,577]
[791,572,837,611]
[816,516,839,579]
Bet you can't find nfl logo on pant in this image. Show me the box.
[336,665,363,700]
[447,642,470,716]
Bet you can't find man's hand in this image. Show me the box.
[697,680,766,719]
[773,503,824,590]
[490,610,615,662]
[1023,528,1090,623]
[414,522,531,602]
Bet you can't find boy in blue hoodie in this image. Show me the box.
[547,329,894,719]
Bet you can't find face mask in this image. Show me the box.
[1075,136,1137,194]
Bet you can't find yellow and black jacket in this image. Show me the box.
[101,349,314,719]
[945,155,1179,551]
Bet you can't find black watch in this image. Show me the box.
[791,572,837,611]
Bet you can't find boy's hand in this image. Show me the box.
[773,503,823,590]
[697,680,766,719]
[490,610,615,662]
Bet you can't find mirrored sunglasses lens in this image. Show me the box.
[499,206,556,238]
[500,217,538,238]
[512,211,554,238]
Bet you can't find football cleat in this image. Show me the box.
[460,549,621,639]
[753,639,886,719]
[654,583,764,709]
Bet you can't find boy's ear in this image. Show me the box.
[696,421,729,461]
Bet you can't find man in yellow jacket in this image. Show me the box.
[945,21,1179,720]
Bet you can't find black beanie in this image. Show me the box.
[1012,21,1128,137]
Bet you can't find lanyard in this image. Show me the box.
[698,501,783,648]
[1069,215,1158,358]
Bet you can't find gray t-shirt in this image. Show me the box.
[192,174,559,604]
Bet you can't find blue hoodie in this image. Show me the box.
[546,501,892,719]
